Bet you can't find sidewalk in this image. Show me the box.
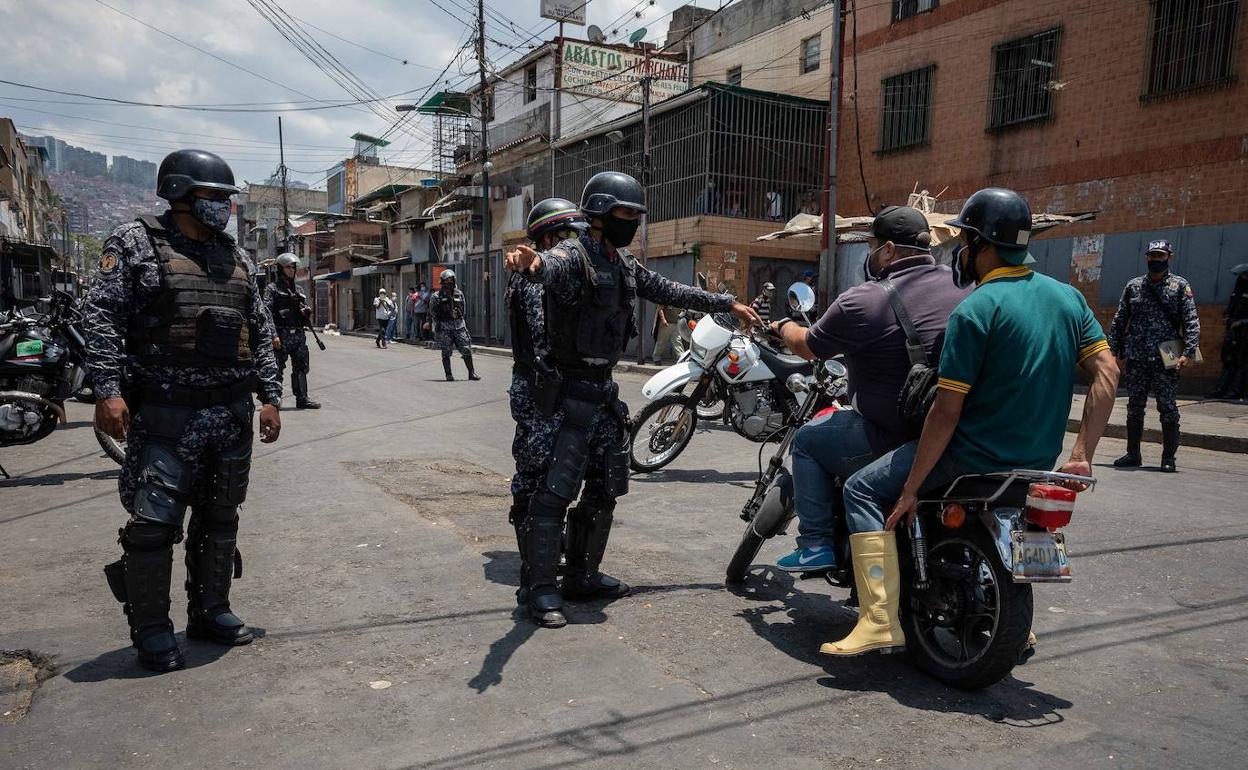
[333,330,1248,453]
[1069,391,1248,454]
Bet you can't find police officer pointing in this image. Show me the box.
[265,253,320,409]
[505,171,761,628]
[84,149,283,672]
[507,197,589,599]
[1107,239,1200,472]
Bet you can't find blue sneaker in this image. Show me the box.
[776,545,836,573]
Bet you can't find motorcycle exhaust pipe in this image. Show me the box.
[0,391,68,424]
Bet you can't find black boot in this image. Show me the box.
[509,496,530,606]
[1208,369,1234,399]
[1160,422,1180,473]
[1229,367,1247,400]
[110,526,184,673]
[1113,415,1144,468]
[293,371,320,409]
[443,356,455,382]
[465,354,481,381]
[563,499,631,602]
[524,494,568,628]
[185,515,253,646]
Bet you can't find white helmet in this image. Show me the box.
[440,269,456,281]
[276,253,299,268]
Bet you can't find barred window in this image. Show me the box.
[1144,0,1240,99]
[879,65,934,152]
[892,0,938,23]
[524,65,538,104]
[801,35,821,74]
[727,66,743,86]
[987,28,1061,131]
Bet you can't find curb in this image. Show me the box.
[1066,418,1248,455]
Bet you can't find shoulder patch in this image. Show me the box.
[1184,284,1193,298]
[98,252,119,274]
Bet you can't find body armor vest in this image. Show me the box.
[546,238,637,369]
[432,289,465,322]
[129,215,252,368]
[270,280,305,329]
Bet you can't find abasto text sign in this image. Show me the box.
[560,40,690,104]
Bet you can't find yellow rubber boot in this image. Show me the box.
[820,531,906,656]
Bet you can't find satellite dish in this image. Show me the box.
[587,25,605,43]
[628,27,648,45]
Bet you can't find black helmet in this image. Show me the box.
[527,197,589,242]
[156,149,240,201]
[946,187,1033,252]
[580,171,647,218]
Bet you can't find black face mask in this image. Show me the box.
[951,238,982,288]
[1147,259,1170,274]
[601,215,640,248]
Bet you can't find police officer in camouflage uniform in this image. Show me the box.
[265,253,320,409]
[1209,263,1248,399]
[85,149,283,672]
[1107,239,1200,472]
[431,269,480,382]
[505,171,762,628]
[507,198,590,600]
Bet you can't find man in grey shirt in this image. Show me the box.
[769,206,969,572]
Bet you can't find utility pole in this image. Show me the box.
[277,116,291,255]
[476,0,493,343]
[636,48,653,365]
[818,0,844,309]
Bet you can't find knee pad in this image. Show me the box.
[122,520,180,551]
[530,490,571,523]
[133,443,192,529]
[543,400,596,500]
[211,439,253,507]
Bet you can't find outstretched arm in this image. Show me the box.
[634,265,762,326]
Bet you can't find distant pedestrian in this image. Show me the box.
[413,282,431,340]
[1209,263,1248,399]
[374,288,396,348]
[651,305,679,364]
[1107,239,1201,472]
[751,282,775,325]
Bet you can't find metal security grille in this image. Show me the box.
[879,65,934,152]
[987,27,1062,131]
[554,85,826,226]
[892,0,938,23]
[1144,0,1241,99]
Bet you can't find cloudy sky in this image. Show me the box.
[0,0,699,188]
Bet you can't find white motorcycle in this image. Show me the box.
[629,284,816,472]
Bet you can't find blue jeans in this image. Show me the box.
[792,409,877,549]
[385,316,398,341]
[405,313,416,340]
[843,440,969,534]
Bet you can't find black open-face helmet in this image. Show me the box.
[156,149,240,201]
[580,171,647,218]
[527,197,589,243]
[946,188,1033,251]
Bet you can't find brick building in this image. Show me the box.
[837,0,1248,384]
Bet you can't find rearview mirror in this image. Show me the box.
[788,282,815,313]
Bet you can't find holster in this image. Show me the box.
[104,558,127,603]
[533,366,564,418]
[603,399,631,498]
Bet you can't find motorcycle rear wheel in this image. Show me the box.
[901,525,1033,691]
[94,426,125,465]
[628,394,698,472]
[726,470,794,583]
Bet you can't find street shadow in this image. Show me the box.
[482,549,521,588]
[727,570,1072,726]
[61,628,266,682]
[1075,531,1248,558]
[630,467,759,486]
[0,468,118,488]
[468,607,536,693]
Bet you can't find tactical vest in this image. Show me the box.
[432,289,465,322]
[507,274,536,366]
[545,238,637,369]
[129,215,252,368]
[269,280,305,329]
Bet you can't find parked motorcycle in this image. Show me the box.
[726,282,1095,690]
[629,286,817,472]
[0,290,125,478]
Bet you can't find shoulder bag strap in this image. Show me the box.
[879,277,928,367]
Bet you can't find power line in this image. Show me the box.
[0,78,409,113]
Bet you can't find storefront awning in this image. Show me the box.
[351,264,400,276]
[313,270,352,281]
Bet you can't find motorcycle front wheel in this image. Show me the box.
[628,394,698,472]
[94,426,125,465]
[901,525,1033,691]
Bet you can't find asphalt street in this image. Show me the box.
[1,335,1246,769]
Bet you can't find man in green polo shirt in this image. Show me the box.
[821,188,1121,657]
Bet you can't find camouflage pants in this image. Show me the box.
[275,328,310,377]
[435,320,472,357]
[508,374,625,501]
[1123,359,1180,425]
[118,404,251,515]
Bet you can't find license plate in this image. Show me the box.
[1011,531,1071,583]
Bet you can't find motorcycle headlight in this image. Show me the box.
[690,342,709,362]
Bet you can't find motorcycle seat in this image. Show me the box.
[758,346,814,379]
[930,474,1031,507]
